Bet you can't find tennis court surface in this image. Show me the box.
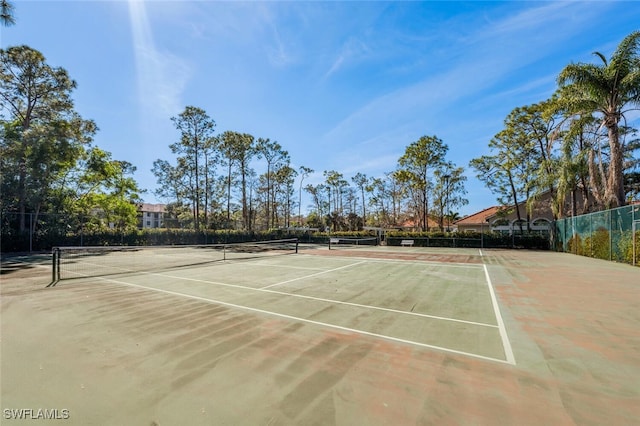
[2,244,639,424]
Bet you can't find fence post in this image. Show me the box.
[634,206,637,266]
[609,209,612,261]
[29,213,33,253]
[589,213,593,257]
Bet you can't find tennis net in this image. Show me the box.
[51,238,298,281]
[328,236,378,250]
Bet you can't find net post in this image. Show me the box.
[56,248,61,281]
[51,248,59,283]
[51,248,56,282]
[295,239,299,254]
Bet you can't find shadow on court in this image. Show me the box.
[1,248,638,424]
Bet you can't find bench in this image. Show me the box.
[400,239,414,247]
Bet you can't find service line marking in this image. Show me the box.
[56,259,500,329]
[155,272,499,329]
[259,260,367,289]
[84,275,513,366]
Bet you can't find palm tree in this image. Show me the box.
[1,0,15,26]
[556,31,640,208]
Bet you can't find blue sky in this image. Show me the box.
[2,1,639,217]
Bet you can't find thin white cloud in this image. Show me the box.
[339,153,401,177]
[324,37,371,79]
[265,23,296,68]
[320,1,609,149]
[186,2,298,69]
[476,73,559,110]
[127,0,190,118]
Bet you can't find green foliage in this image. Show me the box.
[1,45,143,236]
[567,234,584,255]
[305,211,324,229]
[574,228,639,263]
[554,204,639,266]
[308,230,378,244]
[589,228,611,260]
[1,0,16,26]
[385,231,549,249]
[396,135,449,231]
[619,230,640,265]
[0,218,323,251]
[556,31,640,208]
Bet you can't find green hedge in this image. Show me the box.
[1,228,319,252]
[385,231,549,250]
[1,227,552,253]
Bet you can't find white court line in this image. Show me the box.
[479,249,516,365]
[83,274,513,365]
[4,257,52,270]
[234,261,327,271]
[56,255,510,363]
[155,272,498,329]
[57,256,499,329]
[298,253,483,269]
[259,261,368,289]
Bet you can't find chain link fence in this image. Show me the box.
[552,204,640,266]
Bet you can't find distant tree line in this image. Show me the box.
[152,107,306,231]
[301,136,467,232]
[153,110,468,233]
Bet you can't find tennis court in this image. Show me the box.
[1,243,639,424]
[51,243,512,364]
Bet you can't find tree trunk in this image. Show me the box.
[226,163,232,226]
[241,161,247,230]
[194,136,200,230]
[360,188,366,225]
[606,121,625,207]
[508,174,523,233]
[588,149,605,208]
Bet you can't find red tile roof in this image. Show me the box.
[454,206,503,225]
